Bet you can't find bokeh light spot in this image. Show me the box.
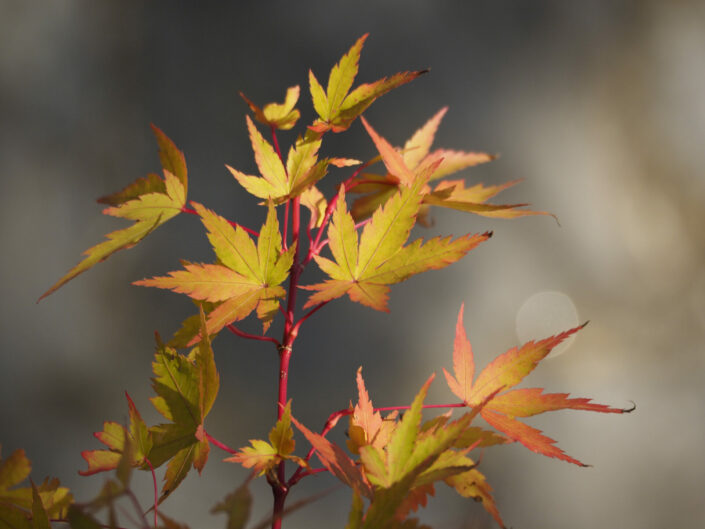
[516,291,580,358]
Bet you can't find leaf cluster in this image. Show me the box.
[19,34,631,529]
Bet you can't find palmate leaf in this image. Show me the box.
[291,416,373,499]
[135,201,294,338]
[347,374,483,526]
[444,465,505,529]
[79,394,152,476]
[80,310,219,504]
[240,86,301,130]
[442,305,630,467]
[302,173,489,312]
[308,34,426,133]
[228,118,358,203]
[225,402,306,477]
[349,108,549,223]
[38,127,187,301]
[0,447,72,526]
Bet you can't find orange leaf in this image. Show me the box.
[481,410,586,467]
[485,388,629,417]
[442,303,474,402]
[468,324,586,406]
[291,416,372,499]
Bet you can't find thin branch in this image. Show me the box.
[227,324,281,347]
[291,301,329,336]
[180,206,259,237]
[314,217,372,255]
[205,432,239,455]
[286,467,328,487]
[304,160,372,264]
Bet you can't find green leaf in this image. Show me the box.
[30,481,50,529]
[66,505,103,529]
[226,402,306,476]
[309,34,425,133]
[211,480,252,529]
[240,86,301,130]
[0,448,72,523]
[39,127,188,302]
[151,125,188,195]
[136,202,293,338]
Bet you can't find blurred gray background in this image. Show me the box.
[2,1,704,528]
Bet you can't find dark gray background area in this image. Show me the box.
[2,2,704,528]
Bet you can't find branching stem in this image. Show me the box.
[227,324,281,347]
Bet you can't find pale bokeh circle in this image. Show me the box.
[515,291,580,358]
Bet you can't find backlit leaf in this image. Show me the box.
[443,306,631,469]
[240,86,301,130]
[303,176,488,311]
[39,170,186,302]
[291,416,372,499]
[136,202,293,339]
[309,35,425,133]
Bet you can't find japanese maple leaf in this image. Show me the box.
[239,85,301,130]
[308,34,426,133]
[39,125,187,301]
[81,309,219,503]
[0,447,72,524]
[228,118,359,203]
[79,392,152,476]
[302,129,490,311]
[225,401,306,477]
[443,304,630,466]
[135,201,295,338]
[349,108,550,223]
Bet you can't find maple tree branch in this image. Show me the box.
[180,206,259,237]
[304,161,372,264]
[286,466,328,487]
[291,301,329,336]
[227,324,281,347]
[315,218,372,254]
[205,432,238,455]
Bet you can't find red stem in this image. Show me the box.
[205,432,238,455]
[304,162,371,265]
[227,324,281,347]
[291,301,329,336]
[181,206,259,237]
[287,467,328,487]
[270,123,297,529]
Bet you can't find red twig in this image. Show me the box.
[180,206,259,237]
[291,301,329,336]
[286,467,328,487]
[304,161,371,265]
[227,324,281,347]
[315,218,372,255]
[205,432,238,455]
